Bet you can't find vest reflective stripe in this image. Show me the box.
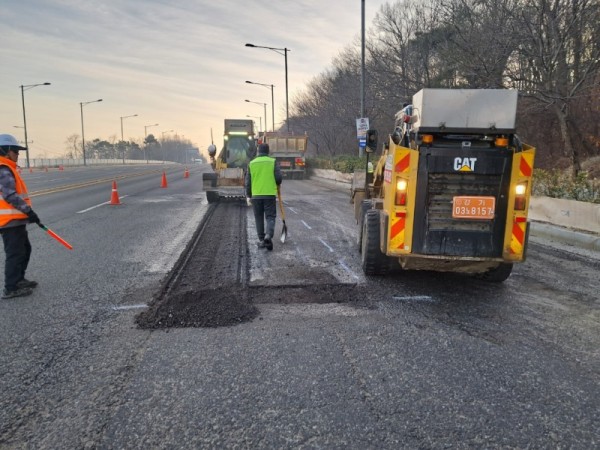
[0,161,31,226]
[249,156,277,196]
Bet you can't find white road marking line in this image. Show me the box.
[77,195,130,213]
[301,220,312,230]
[319,238,334,252]
[112,304,147,310]
[288,207,298,214]
[392,295,434,302]
[338,259,360,279]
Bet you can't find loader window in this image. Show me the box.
[226,136,254,168]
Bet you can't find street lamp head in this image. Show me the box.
[43,82,51,85]
[245,43,255,47]
[97,99,103,102]
[245,99,251,102]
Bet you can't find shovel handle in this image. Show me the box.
[277,187,286,220]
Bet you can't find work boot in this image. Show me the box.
[17,278,38,289]
[2,287,33,299]
[263,234,273,251]
[257,240,266,248]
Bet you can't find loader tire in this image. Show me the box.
[361,209,389,276]
[206,190,220,204]
[477,263,513,282]
[357,200,372,253]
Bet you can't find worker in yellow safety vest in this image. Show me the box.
[245,143,282,251]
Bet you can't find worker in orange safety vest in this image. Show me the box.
[0,134,42,299]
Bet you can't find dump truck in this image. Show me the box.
[203,119,257,203]
[353,88,535,282]
[263,132,308,179]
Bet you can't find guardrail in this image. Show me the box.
[26,158,169,168]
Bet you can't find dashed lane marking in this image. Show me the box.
[338,259,360,280]
[77,195,130,213]
[112,304,147,311]
[319,238,334,253]
[392,295,435,302]
[301,220,312,230]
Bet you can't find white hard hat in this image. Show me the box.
[0,134,26,150]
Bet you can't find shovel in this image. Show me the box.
[277,186,288,243]
[38,223,73,250]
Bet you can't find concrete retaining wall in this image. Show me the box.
[529,197,600,234]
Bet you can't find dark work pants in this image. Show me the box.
[252,197,277,240]
[1,225,31,291]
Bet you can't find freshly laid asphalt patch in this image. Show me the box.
[136,287,259,329]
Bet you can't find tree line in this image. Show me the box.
[289,0,600,176]
[63,133,200,163]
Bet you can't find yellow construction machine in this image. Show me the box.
[353,89,535,281]
[203,119,257,203]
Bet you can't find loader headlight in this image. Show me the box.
[395,178,408,206]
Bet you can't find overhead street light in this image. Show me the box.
[79,99,103,166]
[246,80,275,132]
[20,82,51,168]
[245,43,290,132]
[144,123,159,163]
[246,115,262,133]
[120,114,138,164]
[245,100,267,136]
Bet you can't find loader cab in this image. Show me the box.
[221,134,256,168]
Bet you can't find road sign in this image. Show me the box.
[356,117,369,138]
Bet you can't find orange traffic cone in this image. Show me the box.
[184,167,189,178]
[110,180,121,205]
[161,171,168,188]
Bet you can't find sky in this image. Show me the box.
[1,0,389,159]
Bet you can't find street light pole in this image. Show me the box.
[144,123,159,163]
[245,80,275,132]
[20,82,51,168]
[80,99,103,166]
[120,114,138,164]
[245,43,290,132]
[245,100,267,136]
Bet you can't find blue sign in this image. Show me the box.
[359,138,366,148]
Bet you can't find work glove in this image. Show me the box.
[26,209,40,224]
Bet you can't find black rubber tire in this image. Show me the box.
[206,190,220,204]
[357,200,372,253]
[477,263,513,282]
[361,210,389,275]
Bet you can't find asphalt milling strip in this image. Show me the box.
[136,201,367,329]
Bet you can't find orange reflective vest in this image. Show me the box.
[0,157,31,227]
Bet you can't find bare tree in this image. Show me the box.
[505,0,600,174]
[64,134,81,158]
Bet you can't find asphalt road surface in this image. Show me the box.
[1,166,598,449]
